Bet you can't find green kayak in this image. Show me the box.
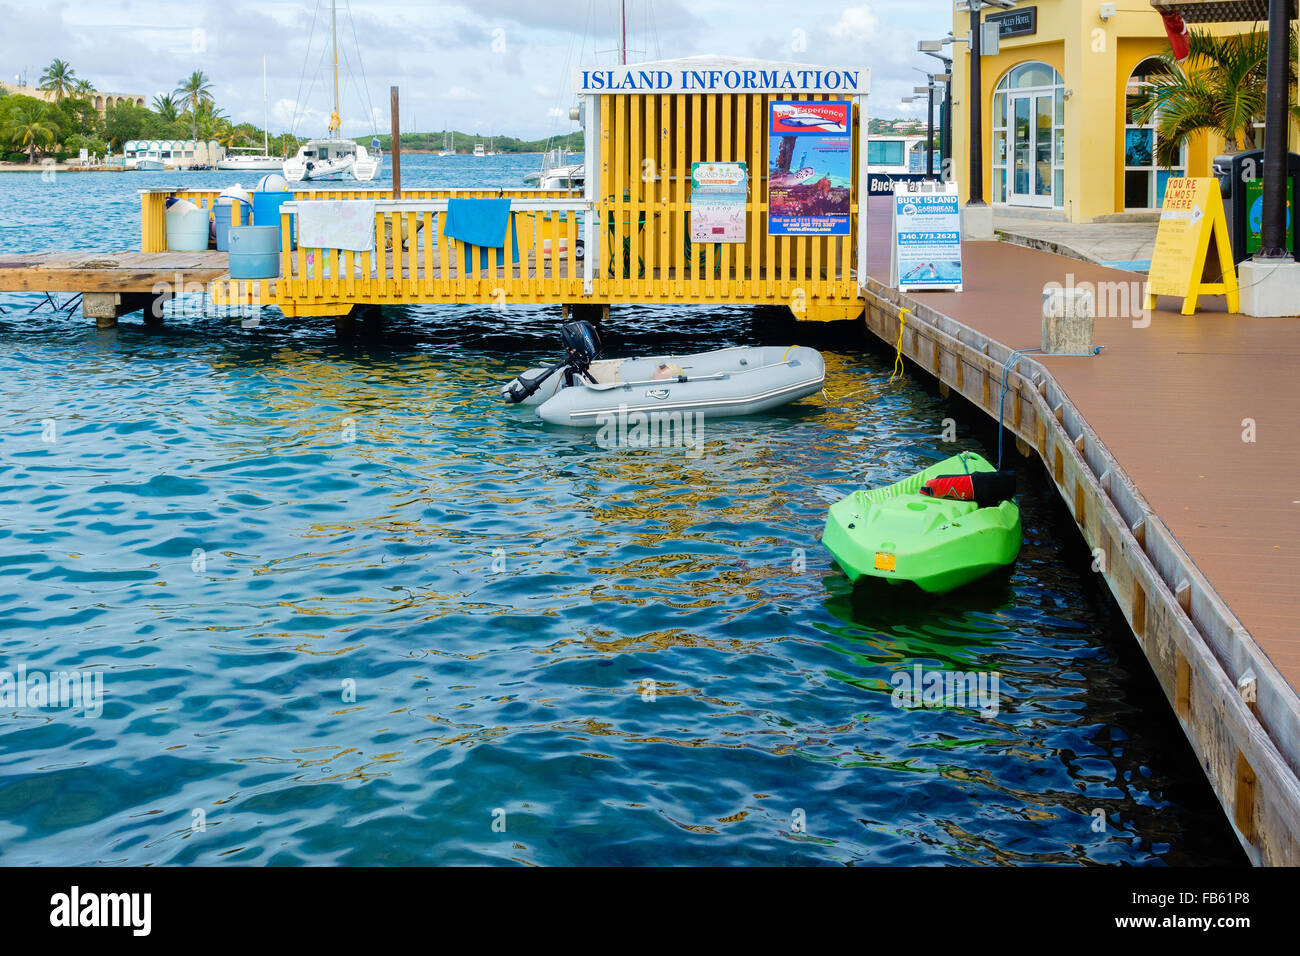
[821,452,1022,594]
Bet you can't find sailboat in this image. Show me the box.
[218,56,282,171]
[438,129,454,157]
[283,0,382,182]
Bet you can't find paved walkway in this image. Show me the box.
[993,211,1158,271]
[865,196,1299,690]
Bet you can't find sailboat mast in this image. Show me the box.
[331,0,340,140]
[620,0,627,65]
[262,55,269,154]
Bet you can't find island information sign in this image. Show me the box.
[768,100,852,236]
[691,162,748,243]
[890,182,963,292]
[1144,177,1239,315]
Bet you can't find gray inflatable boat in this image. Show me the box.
[502,343,826,426]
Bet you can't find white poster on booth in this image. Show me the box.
[891,183,962,292]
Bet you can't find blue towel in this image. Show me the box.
[443,198,520,273]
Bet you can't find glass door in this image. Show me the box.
[1008,91,1054,208]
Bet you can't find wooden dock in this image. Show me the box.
[859,196,1300,865]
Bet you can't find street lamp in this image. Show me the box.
[914,83,936,177]
[963,0,1016,210]
[918,41,954,177]
[1258,0,1290,260]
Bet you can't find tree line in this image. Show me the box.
[0,59,299,163]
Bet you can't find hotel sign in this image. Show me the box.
[986,7,1037,38]
[572,58,865,95]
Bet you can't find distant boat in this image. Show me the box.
[473,142,486,158]
[525,146,583,189]
[219,148,282,171]
[438,129,453,157]
[218,56,282,171]
[282,0,382,182]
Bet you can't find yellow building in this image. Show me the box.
[0,81,146,112]
[947,1,1271,221]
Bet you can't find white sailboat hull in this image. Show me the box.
[218,155,283,171]
[283,141,382,182]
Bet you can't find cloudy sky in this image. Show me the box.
[1,0,950,140]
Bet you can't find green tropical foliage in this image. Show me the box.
[1132,27,1300,167]
[3,99,59,162]
[2,61,299,163]
[152,93,180,122]
[175,70,215,139]
[37,58,78,102]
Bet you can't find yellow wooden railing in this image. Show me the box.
[207,198,586,314]
[140,187,577,255]
[142,91,868,321]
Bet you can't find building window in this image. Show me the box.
[992,62,1065,209]
[1124,57,1187,209]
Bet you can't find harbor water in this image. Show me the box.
[0,155,1243,864]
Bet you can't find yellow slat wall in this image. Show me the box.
[592,91,859,310]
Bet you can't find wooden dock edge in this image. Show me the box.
[860,277,1300,866]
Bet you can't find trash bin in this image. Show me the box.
[228,225,281,279]
[1213,149,1300,263]
[252,191,296,250]
[165,199,210,252]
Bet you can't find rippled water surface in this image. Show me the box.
[0,156,1243,865]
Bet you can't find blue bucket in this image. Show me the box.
[228,225,281,279]
[252,191,295,250]
[213,200,252,252]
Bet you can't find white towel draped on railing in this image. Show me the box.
[296,200,377,252]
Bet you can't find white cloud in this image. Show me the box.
[829,6,882,44]
[440,86,482,102]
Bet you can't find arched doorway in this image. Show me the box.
[1124,57,1187,209]
[992,62,1065,209]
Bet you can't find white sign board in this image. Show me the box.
[890,181,963,292]
[572,56,865,95]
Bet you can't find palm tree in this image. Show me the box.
[1132,27,1300,167]
[152,93,180,122]
[9,101,59,162]
[38,59,78,103]
[174,70,214,139]
[191,100,229,141]
[72,79,95,98]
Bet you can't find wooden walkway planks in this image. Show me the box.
[0,251,230,293]
[862,196,1300,692]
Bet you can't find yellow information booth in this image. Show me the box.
[1145,177,1240,316]
[572,56,871,322]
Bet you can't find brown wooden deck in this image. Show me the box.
[863,196,1300,691]
[0,251,231,292]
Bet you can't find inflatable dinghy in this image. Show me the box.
[501,322,825,426]
[821,452,1022,593]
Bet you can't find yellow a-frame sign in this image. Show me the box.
[1145,177,1239,315]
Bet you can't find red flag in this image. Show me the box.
[1162,12,1190,62]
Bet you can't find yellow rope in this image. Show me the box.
[889,308,910,384]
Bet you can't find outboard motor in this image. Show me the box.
[502,320,604,404]
[559,320,602,383]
